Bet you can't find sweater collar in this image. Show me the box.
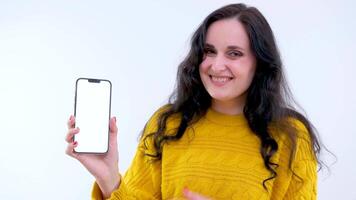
[204,107,248,126]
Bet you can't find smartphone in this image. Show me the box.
[73,78,112,153]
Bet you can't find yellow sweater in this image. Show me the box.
[92,107,317,199]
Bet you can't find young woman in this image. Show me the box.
[66,3,321,199]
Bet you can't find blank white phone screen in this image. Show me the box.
[74,78,111,153]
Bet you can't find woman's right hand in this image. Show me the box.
[65,115,120,198]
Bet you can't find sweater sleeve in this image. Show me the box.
[281,120,318,200]
[91,108,165,200]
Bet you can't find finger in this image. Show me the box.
[109,116,118,143]
[110,116,118,135]
[65,127,80,143]
[65,141,79,158]
[67,115,75,129]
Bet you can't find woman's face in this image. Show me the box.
[199,18,257,110]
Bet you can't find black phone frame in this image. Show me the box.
[73,77,112,154]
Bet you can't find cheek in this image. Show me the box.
[247,65,256,80]
[237,59,256,80]
[199,63,212,84]
[199,59,210,72]
[199,62,211,86]
[242,67,256,90]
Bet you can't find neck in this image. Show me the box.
[211,94,246,115]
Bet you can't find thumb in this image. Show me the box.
[109,116,118,145]
[110,116,118,134]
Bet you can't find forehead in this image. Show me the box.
[205,18,250,49]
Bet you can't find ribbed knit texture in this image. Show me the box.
[92,107,317,200]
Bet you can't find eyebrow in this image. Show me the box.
[205,43,245,51]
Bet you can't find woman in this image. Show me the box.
[66,3,321,199]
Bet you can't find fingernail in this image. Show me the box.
[69,115,73,121]
[114,117,117,123]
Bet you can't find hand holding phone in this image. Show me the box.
[65,78,120,198]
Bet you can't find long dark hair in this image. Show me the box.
[143,3,322,189]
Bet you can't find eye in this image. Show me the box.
[203,48,216,56]
[228,51,243,58]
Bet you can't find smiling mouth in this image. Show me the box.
[209,75,233,86]
[209,75,233,82]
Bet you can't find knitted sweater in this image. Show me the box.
[92,107,317,199]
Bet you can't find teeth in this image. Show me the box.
[211,76,231,83]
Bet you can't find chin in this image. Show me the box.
[209,93,234,102]
[207,89,246,103]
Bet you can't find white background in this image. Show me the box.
[0,0,355,199]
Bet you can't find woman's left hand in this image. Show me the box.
[183,188,211,200]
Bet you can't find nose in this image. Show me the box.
[211,54,227,72]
